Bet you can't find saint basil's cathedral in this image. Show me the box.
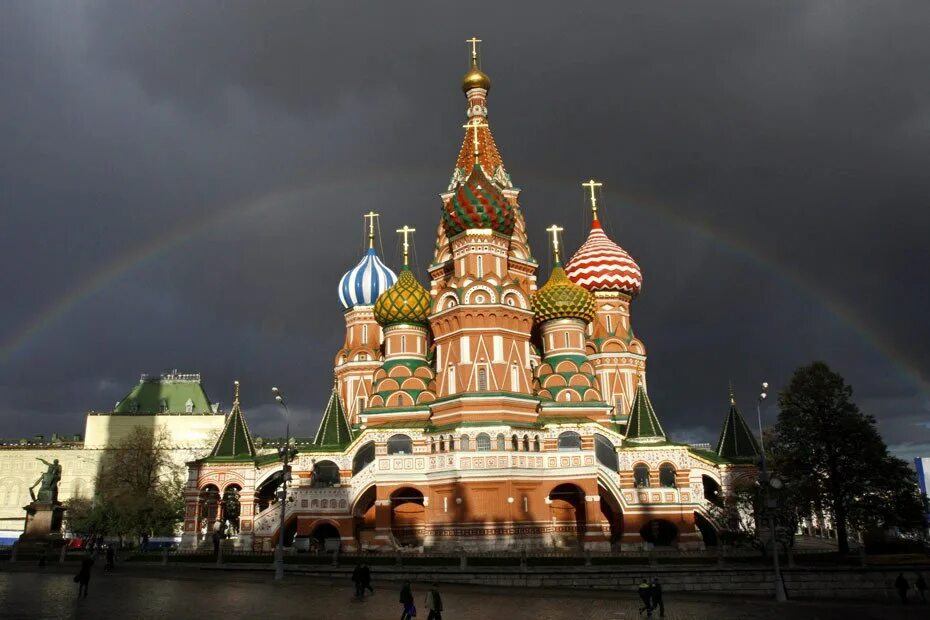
[183,42,760,552]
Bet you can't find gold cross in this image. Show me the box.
[546,224,564,263]
[466,37,482,62]
[363,211,379,249]
[396,225,416,266]
[463,118,488,162]
[582,179,603,221]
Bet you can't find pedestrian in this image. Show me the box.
[352,563,365,599]
[650,577,665,618]
[399,580,416,620]
[425,582,443,620]
[916,573,927,603]
[361,563,374,595]
[895,572,909,604]
[75,553,93,598]
[212,531,221,560]
[637,577,653,616]
[105,545,115,572]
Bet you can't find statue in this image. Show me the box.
[29,458,62,503]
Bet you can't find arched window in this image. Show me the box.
[477,366,488,391]
[477,255,484,278]
[511,434,519,451]
[159,399,168,413]
[510,364,519,390]
[557,431,582,451]
[362,324,369,345]
[460,434,471,451]
[185,398,194,413]
[659,463,677,488]
[447,365,456,393]
[564,332,570,348]
[594,434,619,471]
[496,433,506,451]
[633,464,650,488]
[439,436,446,452]
[522,435,530,451]
[430,438,436,453]
[352,442,376,474]
[534,436,541,452]
[387,434,413,455]
[606,315,613,333]
[476,433,491,451]
[312,460,340,488]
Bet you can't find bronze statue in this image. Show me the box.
[29,458,62,503]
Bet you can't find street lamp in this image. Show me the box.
[272,386,296,581]
[756,382,787,603]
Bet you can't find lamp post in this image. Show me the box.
[272,386,295,581]
[756,382,787,602]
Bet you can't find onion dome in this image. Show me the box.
[443,164,515,237]
[565,220,643,296]
[338,247,397,309]
[462,60,491,93]
[373,266,431,326]
[532,263,597,324]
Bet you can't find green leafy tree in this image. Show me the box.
[90,426,185,542]
[770,362,925,554]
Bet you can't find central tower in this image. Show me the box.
[428,41,538,412]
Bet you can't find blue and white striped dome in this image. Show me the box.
[338,248,398,309]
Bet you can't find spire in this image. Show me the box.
[312,382,354,449]
[625,381,666,444]
[716,388,762,461]
[209,381,257,459]
[582,179,603,225]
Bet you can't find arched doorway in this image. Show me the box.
[640,519,678,547]
[222,485,242,536]
[548,483,586,548]
[255,471,283,513]
[199,485,220,540]
[390,487,425,547]
[312,460,340,487]
[353,486,377,550]
[310,521,341,553]
[597,484,624,547]
[702,475,723,507]
[694,512,718,546]
[353,442,375,474]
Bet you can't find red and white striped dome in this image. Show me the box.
[565,221,643,296]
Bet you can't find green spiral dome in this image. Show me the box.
[531,263,596,324]
[373,266,432,326]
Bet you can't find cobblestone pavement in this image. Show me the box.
[0,567,927,620]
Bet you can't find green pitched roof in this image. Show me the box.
[114,372,214,414]
[312,385,354,449]
[716,396,761,461]
[208,391,256,460]
[624,383,666,444]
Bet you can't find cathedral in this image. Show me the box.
[183,42,760,552]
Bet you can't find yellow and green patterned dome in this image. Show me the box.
[373,266,431,326]
[532,262,596,324]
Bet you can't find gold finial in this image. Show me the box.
[396,225,416,266]
[546,224,564,263]
[463,118,488,163]
[582,179,603,222]
[466,37,482,64]
[233,380,240,405]
[363,211,379,249]
[728,381,735,406]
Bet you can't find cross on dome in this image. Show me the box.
[546,224,564,263]
[582,179,603,222]
[396,225,416,266]
[363,211,379,249]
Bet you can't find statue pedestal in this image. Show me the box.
[20,501,65,541]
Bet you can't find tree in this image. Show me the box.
[770,362,925,554]
[90,427,185,542]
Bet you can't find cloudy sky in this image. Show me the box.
[1,2,928,458]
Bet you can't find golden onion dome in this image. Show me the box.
[462,61,491,94]
[531,263,597,324]
[373,266,431,326]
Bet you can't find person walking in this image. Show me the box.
[399,581,415,620]
[105,545,115,572]
[351,564,365,599]
[895,572,910,604]
[637,577,653,616]
[650,577,665,617]
[915,573,927,603]
[361,563,374,596]
[425,582,443,620]
[75,553,94,598]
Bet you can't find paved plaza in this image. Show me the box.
[0,567,927,620]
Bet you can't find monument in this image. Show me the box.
[21,458,65,541]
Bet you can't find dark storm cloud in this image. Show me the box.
[1,2,928,457]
